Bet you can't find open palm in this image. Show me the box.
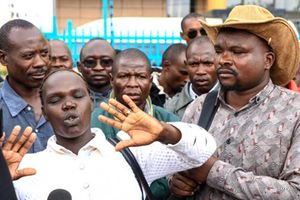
[1,126,36,180]
[99,95,163,151]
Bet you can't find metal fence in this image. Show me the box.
[43,17,184,68]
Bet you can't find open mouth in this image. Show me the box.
[64,113,80,127]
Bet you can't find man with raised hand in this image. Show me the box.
[5,69,216,200]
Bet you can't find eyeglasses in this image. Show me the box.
[82,58,113,69]
[187,29,207,39]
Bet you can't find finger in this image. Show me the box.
[115,139,135,151]
[178,171,199,188]
[98,115,122,130]
[0,132,5,147]
[12,127,33,152]
[108,98,131,116]
[100,102,126,121]
[170,173,198,196]
[14,168,36,180]
[122,95,140,113]
[171,183,195,197]
[3,126,21,150]
[19,132,37,156]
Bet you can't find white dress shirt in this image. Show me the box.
[14,122,216,200]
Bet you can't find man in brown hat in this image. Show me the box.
[169,5,300,199]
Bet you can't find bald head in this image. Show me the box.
[49,40,73,69]
[162,43,187,67]
[79,38,115,61]
[0,19,36,51]
[180,13,206,44]
[181,13,205,32]
[112,48,151,76]
[186,36,214,55]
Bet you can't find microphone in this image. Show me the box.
[47,189,72,200]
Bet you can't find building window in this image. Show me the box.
[166,0,190,17]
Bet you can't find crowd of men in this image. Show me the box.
[0,4,300,200]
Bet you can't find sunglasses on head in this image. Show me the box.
[187,29,207,39]
[82,58,113,69]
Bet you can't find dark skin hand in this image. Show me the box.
[170,156,218,197]
[99,94,182,151]
[169,172,199,197]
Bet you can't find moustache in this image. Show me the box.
[216,66,238,76]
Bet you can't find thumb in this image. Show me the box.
[14,168,36,180]
[115,140,135,151]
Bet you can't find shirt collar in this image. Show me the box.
[189,82,220,100]
[152,72,168,96]
[47,128,108,155]
[188,83,198,100]
[1,79,28,117]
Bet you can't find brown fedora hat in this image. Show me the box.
[200,5,300,86]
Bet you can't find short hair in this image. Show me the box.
[39,68,88,106]
[112,48,151,76]
[186,36,213,54]
[0,19,36,51]
[181,13,205,31]
[162,43,187,67]
[79,37,114,61]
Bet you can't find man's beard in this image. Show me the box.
[173,86,183,94]
[220,79,243,91]
[216,67,243,91]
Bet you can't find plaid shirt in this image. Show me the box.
[182,80,300,200]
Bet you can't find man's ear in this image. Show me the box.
[77,61,83,73]
[180,32,185,40]
[41,105,48,121]
[110,74,114,87]
[0,50,8,66]
[184,59,188,66]
[162,60,171,72]
[264,51,275,70]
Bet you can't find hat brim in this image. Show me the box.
[201,18,300,86]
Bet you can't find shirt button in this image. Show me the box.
[226,138,231,144]
[234,113,238,117]
[35,129,39,133]
[27,107,31,111]
[83,182,89,189]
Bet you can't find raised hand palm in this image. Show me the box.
[3,150,23,180]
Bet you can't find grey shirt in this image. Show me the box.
[183,80,300,199]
